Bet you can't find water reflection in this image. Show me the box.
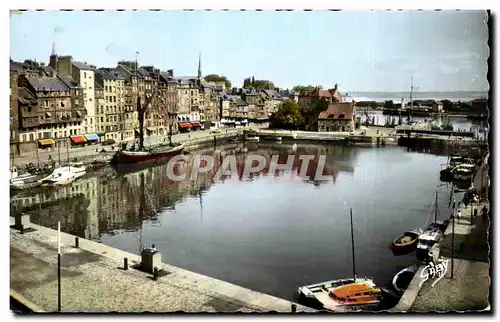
[11,142,359,239]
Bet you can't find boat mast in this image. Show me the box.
[350,208,356,281]
[434,190,438,224]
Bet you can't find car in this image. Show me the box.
[211,129,222,134]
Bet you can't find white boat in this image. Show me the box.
[416,228,443,261]
[392,264,418,294]
[298,277,381,311]
[47,166,87,185]
[297,209,382,311]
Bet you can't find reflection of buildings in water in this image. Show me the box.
[10,176,99,238]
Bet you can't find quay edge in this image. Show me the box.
[10,217,316,313]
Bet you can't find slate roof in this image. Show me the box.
[73,61,95,70]
[242,89,260,96]
[318,102,355,120]
[26,76,70,92]
[10,60,38,74]
[262,89,282,100]
[58,73,81,88]
[96,68,125,81]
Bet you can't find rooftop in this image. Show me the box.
[73,61,95,71]
[26,76,70,93]
[318,102,355,120]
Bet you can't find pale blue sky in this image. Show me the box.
[10,10,489,92]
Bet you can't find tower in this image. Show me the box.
[197,52,202,79]
[49,41,58,70]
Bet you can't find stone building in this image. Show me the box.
[95,68,129,141]
[16,72,86,154]
[317,102,356,132]
[49,45,98,140]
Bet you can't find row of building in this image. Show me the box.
[10,43,356,155]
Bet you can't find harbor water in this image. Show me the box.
[11,141,460,302]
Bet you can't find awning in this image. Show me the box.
[45,112,52,117]
[76,111,82,117]
[241,120,248,123]
[179,123,192,129]
[38,139,55,146]
[190,122,202,127]
[146,127,155,131]
[84,133,100,141]
[70,135,87,144]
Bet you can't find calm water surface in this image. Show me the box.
[12,142,457,301]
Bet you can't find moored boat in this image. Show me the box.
[416,228,443,261]
[112,143,185,164]
[452,164,475,181]
[46,165,87,186]
[298,278,382,311]
[10,180,43,191]
[392,264,419,294]
[390,229,423,255]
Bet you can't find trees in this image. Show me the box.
[292,85,322,95]
[243,76,275,90]
[383,100,395,109]
[270,100,304,130]
[203,74,232,89]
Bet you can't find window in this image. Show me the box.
[29,133,34,141]
[84,72,87,78]
[61,102,65,108]
[89,98,92,102]
[90,118,93,125]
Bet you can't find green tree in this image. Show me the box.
[242,76,275,90]
[383,100,395,109]
[292,85,322,95]
[300,97,329,131]
[203,74,232,89]
[270,100,304,130]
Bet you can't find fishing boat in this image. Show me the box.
[392,264,418,295]
[111,77,185,165]
[112,143,185,164]
[297,208,382,311]
[416,228,443,261]
[46,165,87,186]
[390,229,423,255]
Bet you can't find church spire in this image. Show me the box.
[51,41,56,56]
[198,52,202,79]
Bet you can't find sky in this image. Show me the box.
[10,10,489,92]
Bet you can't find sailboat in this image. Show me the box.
[297,208,382,311]
[111,66,184,165]
[416,190,447,261]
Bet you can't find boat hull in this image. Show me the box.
[112,145,184,164]
[391,231,420,255]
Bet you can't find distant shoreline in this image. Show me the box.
[344,91,488,103]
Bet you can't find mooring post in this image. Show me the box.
[75,237,79,249]
[153,267,159,281]
[124,257,128,270]
[291,304,297,313]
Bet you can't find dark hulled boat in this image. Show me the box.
[390,229,422,255]
[112,143,184,164]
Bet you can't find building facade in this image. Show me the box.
[317,102,356,132]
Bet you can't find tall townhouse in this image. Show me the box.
[16,70,86,154]
[159,70,180,134]
[50,51,99,142]
[242,89,267,120]
[200,81,219,127]
[115,61,144,140]
[95,68,128,141]
[174,77,202,132]
[262,89,283,118]
[94,84,106,137]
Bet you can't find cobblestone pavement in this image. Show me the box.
[10,219,314,313]
[409,200,490,312]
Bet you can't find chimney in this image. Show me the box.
[167,69,173,77]
[334,83,338,91]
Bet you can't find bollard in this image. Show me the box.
[75,237,79,249]
[124,257,128,270]
[153,267,159,281]
[291,304,297,313]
